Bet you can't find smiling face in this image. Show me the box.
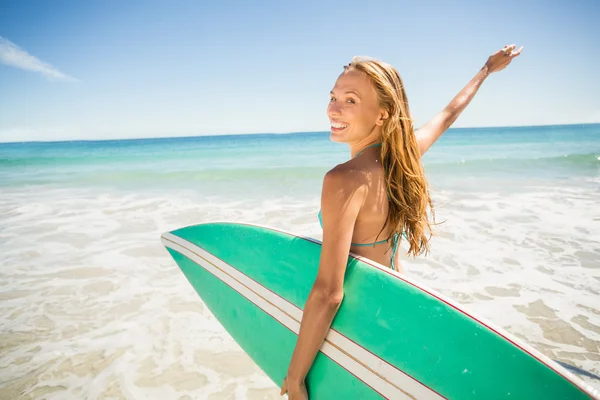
[327,68,386,144]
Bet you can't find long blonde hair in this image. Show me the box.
[346,57,434,257]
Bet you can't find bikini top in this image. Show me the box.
[318,143,401,269]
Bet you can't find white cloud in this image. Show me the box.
[0,36,78,82]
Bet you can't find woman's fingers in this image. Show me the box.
[280,378,288,395]
[512,46,524,57]
[502,44,523,58]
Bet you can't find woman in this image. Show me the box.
[281,44,523,399]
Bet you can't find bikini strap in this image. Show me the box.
[354,143,382,158]
[390,233,399,271]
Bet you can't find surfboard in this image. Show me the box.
[161,222,599,399]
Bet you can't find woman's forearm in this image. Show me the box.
[416,64,490,155]
[286,288,343,384]
[440,64,490,128]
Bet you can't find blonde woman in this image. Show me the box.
[281,44,523,399]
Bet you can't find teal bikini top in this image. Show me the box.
[317,210,394,247]
[318,143,401,269]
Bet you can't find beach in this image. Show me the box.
[1,124,599,398]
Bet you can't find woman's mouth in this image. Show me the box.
[331,121,348,132]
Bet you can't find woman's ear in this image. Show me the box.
[376,110,389,126]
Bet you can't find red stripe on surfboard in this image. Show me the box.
[236,222,589,395]
[354,251,587,392]
[165,231,444,399]
[163,238,393,399]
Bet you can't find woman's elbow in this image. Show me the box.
[327,290,344,307]
[313,286,344,308]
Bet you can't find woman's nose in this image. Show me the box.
[328,102,342,117]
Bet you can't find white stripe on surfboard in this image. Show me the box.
[162,232,445,400]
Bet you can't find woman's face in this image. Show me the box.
[327,68,384,143]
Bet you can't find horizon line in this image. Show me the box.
[1,122,599,145]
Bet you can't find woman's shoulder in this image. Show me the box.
[322,162,367,199]
[320,164,366,219]
[325,161,360,182]
[327,157,375,184]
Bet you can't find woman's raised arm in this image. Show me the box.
[415,44,523,156]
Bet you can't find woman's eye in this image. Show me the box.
[347,99,355,104]
[329,97,336,102]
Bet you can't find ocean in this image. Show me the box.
[1,124,599,398]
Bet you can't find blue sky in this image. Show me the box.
[0,0,599,142]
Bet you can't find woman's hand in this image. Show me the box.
[485,44,523,74]
[280,377,309,399]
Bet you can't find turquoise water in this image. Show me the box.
[2,124,599,197]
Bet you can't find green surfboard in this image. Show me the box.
[161,222,598,399]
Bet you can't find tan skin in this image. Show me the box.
[281,44,523,399]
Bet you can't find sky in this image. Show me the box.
[0,0,599,142]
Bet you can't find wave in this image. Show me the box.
[57,166,327,185]
[0,155,134,168]
[2,152,598,190]
[425,153,600,170]
[3,151,598,168]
